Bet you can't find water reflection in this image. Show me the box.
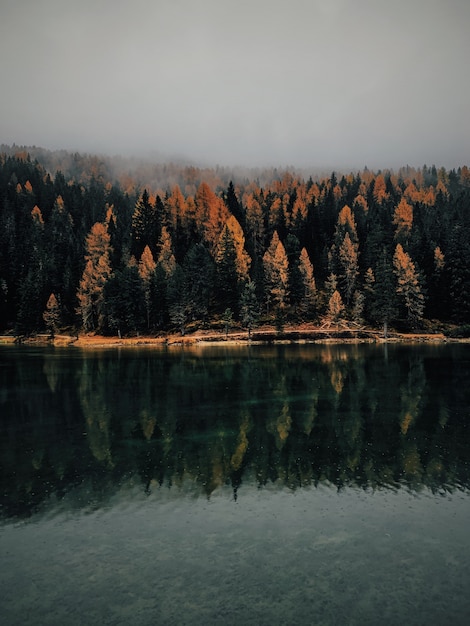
[1,343,469,520]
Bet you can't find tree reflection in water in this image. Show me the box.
[1,343,469,519]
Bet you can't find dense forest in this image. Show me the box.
[1,146,470,337]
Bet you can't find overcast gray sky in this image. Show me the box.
[1,0,469,169]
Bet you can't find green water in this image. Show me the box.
[1,343,469,625]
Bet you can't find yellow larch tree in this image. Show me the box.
[224,215,251,281]
[77,222,113,331]
[157,226,176,277]
[263,231,289,310]
[393,197,413,240]
[373,174,388,204]
[195,182,230,252]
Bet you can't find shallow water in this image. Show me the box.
[1,343,469,625]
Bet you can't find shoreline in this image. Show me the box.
[1,325,467,348]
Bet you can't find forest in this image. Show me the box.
[1,145,470,338]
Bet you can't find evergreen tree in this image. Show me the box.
[370,249,398,337]
[45,195,77,324]
[285,234,303,313]
[224,181,245,228]
[103,265,145,335]
[448,226,470,323]
[298,247,317,319]
[240,280,259,340]
[15,206,47,334]
[138,245,156,330]
[184,243,215,322]
[223,307,234,338]
[149,264,169,330]
[167,264,187,335]
[131,190,159,259]
[215,225,240,315]
[351,290,365,326]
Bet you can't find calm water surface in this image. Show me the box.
[1,342,469,625]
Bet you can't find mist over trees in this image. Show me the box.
[1,146,470,336]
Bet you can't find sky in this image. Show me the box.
[1,0,469,170]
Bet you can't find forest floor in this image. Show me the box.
[2,322,465,348]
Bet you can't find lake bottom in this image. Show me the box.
[1,482,469,626]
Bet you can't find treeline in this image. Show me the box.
[1,148,470,336]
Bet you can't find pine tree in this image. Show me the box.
[215,225,240,314]
[45,195,77,325]
[224,181,245,228]
[103,265,145,335]
[15,205,47,334]
[184,243,215,322]
[131,190,159,259]
[448,226,470,323]
[370,250,398,337]
[240,280,259,340]
[298,247,317,318]
[138,245,156,330]
[285,234,303,313]
[167,265,187,335]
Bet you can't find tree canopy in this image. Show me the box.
[1,147,469,336]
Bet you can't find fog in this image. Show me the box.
[1,0,469,169]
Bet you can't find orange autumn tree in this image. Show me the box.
[328,289,345,325]
[244,191,265,261]
[195,182,229,252]
[77,222,113,331]
[373,173,388,204]
[330,205,359,306]
[224,215,251,282]
[263,231,289,312]
[166,185,187,233]
[157,226,176,277]
[393,197,413,241]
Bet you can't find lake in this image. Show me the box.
[1,342,469,625]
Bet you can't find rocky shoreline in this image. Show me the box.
[2,325,466,348]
